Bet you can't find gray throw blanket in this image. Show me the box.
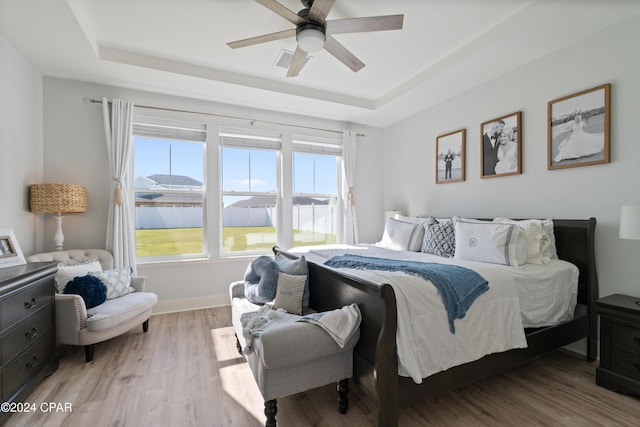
[297,303,361,348]
[325,254,489,333]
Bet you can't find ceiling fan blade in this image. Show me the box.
[286,46,308,77]
[324,35,365,73]
[255,0,303,25]
[227,29,296,49]
[308,0,335,24]
[326,14,404,34]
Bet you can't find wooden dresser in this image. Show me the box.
[0,262,58,419]
[596,293,640,396]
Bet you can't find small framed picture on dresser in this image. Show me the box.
[0,229,26,269]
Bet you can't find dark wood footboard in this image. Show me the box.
[273,217,598,427]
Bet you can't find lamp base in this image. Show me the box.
[54,214,65,251]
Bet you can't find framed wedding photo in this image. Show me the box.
[0,229,26,269]
[436,129,465,184]
[548,83,610,170]
[480,111,522,179]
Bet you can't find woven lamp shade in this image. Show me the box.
[30,184,88,214]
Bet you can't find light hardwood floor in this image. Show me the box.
[5,306,640,427]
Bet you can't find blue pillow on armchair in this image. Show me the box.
[244,256,279,304]
[64,275,107,309]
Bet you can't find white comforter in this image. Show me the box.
[290,244,577,384]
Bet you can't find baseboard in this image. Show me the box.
[151,295,229,315]
[563,338,599,359]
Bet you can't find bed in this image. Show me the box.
[273,218,598,427]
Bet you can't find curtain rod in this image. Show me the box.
[83,97,364,137]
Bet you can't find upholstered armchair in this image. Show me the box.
[26,249,157,362]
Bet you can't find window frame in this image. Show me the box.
[219,128,282,257]
[291,134,344,247]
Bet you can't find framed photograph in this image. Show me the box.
[436,129,465,184]
[548,83,610,170]
[0,229,26,269]
[481,111,522,178]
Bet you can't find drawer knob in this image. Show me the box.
[25,327,38,339]
[25,355,39,369]
[24,298,37,309]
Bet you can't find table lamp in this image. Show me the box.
[620,205,640,241]
[29,183,88,250]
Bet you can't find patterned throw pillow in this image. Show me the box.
[272,272,306,315]
[89,268,135,299]
[422,217,456,257]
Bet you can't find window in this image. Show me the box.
[133,116,206,259]
[292,136,341,247]
[220,129,281,254]
[132,114,344,261]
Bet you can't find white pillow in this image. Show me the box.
[541,219,558,259]
[493,218,547,265]
[55,260,103,293]
[378,217,423,251]
[494,218,557,263]
[392,215,427,250]
[394,214,427,225]
[453,217,526,266]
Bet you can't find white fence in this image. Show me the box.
[135,205,336,234]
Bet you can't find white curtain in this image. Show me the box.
[343,130,359,244]
[102,98,137,272]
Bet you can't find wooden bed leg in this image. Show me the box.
[337,379,349,414]
[264,399,277,427]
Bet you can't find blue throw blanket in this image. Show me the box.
[324,254,489,333]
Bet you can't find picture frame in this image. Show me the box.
[481,111,522,178]
[436,129,465,184]
[548,83,610,170]
[0,229,26,269]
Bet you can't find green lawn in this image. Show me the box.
[135,227,335,256]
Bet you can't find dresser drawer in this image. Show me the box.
[611,322,640,355]
[2,305,53,364]
[611,347,640,381]
[2,330,54,401]
[1,277,53,330]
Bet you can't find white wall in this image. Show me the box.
[383,15,640,300]
[0,34,43,255]
[42,77,384,312]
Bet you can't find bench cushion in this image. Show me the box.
[86,292,158,331]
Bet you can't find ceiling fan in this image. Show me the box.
[227,0,404,77]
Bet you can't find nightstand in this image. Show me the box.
[596,293,640,395]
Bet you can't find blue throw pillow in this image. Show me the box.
[244,256,279,304]
[64,275,107,309]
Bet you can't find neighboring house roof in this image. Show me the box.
[148,174,203,187]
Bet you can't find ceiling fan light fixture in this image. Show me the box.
[296,23,325,52]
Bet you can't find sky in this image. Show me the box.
[133,136,337,198]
